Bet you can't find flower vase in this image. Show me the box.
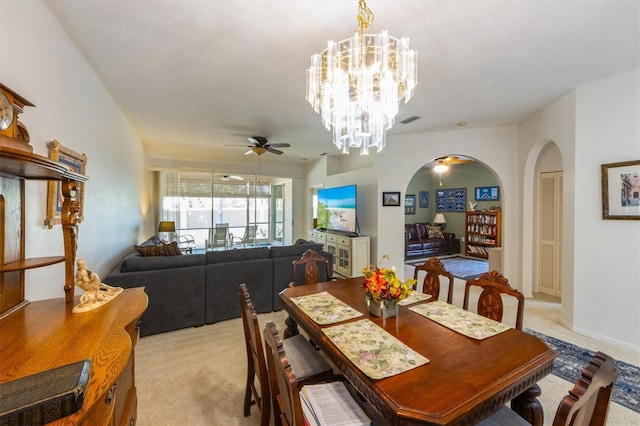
[367,298,397,319]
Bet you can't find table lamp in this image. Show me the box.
[158,221,176,241]
[433,213,446,230]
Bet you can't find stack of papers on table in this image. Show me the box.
[300,382,371,426]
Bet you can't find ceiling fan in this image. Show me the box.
[226,136,291,156]
[220,175,243,181]
[433,155,473,172]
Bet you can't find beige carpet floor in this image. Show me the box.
[135,272,640,425]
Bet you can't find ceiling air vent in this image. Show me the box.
[400,116,421,125]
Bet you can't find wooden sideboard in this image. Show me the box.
[308,230,370,278]
[0,287,148,425]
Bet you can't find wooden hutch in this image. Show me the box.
[0,83,147,425]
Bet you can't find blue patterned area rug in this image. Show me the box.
[408,256,488,280]
[526,329,640,413]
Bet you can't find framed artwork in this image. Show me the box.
[601,160,640,220]
[435,188,466,212]
[405,194,416,214]
[475,186,500,201]
[382,191,401,206]
[45,140,87,228]
[419,191,429,208]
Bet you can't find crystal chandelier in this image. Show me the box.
[306,0,417,155]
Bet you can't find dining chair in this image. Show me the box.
[233,224,257,248]
[291,249,332,287]
[412,257,454,303]
[463,270,525,330]
[285,249,332,339]
[264,321,366,426]
[240,284,332,425]
[477,351,619,426]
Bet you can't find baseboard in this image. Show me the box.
[571,325,640,354]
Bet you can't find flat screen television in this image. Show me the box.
[317,184,357,233]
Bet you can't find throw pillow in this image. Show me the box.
[426,225,445,239]
[134,241,182,257]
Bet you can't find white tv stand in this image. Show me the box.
[308,229,370,278]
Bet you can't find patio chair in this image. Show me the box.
[206,223,230,250]
[232,224,257,248]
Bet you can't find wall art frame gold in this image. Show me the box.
[45,140,87,228]
[601,159,640,220]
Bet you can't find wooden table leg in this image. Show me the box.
[511,384,543,426]
[283,315,299,338]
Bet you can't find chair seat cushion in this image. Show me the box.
[282,335,332,381]
[476,406,530,426]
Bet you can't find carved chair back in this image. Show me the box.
[463,271,524,330]
[239,283,270,425]
[291,249,331,287]
[263,321,304,426]
[413,257,454,303]
[553,352,619,426]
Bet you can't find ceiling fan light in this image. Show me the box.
[434,163,449,173]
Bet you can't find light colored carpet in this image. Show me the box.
[135,274,640,425]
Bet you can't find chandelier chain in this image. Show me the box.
[357,0,374,36]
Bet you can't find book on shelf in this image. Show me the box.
[300,381,371,426]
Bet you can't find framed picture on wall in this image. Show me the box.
[435,188,466,212]
[382,191,401,206]
[45,140,87,228]
[601,160,640,220]
[475,186,500,201]
[419,191,429,208]
[405,194,416,214]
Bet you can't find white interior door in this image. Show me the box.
[539,172,562,297]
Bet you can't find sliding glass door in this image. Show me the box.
[159,171,274,249]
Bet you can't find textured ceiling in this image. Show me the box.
[44,0,639,166]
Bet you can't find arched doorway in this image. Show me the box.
[405,156,503,262]
[534,142,563,298]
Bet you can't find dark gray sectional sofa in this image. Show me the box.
[104,238,332,336]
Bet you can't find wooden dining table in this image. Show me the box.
[280,277,556,426]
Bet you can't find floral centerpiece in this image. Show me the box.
[362,255,416,318]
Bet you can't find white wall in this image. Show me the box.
[520,69,640,351]
[574,70,640,349]
[2,0,150,300]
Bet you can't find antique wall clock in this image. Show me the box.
[0,82,35,152]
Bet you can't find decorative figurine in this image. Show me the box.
[73,259,123,313]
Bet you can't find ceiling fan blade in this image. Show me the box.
[266,143,290,148]
[244,149,254,155]
[267,148,284,155]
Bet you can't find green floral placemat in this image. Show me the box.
[323,319,429,379]
[290,291,363,325]
[397,292,431,306]
[409,300,511,340]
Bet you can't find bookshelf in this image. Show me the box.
[465,211,502,259]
